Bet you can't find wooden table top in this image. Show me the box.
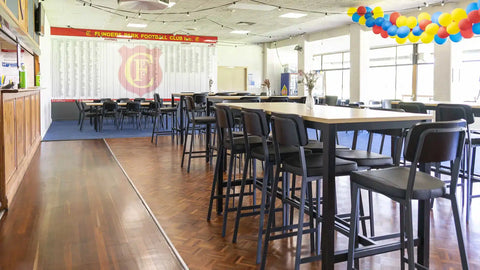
[217,102,432,124]
[207,95,304,101]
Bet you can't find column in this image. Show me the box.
[349,24,369,102]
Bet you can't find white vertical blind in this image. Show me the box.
[51,36,217,99]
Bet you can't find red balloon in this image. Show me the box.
[459,18,472,31]
[372,25,382,34]
[390,12,400,25]
[380,30,389,38]
[468,10,480,24]
[437,27,449,39]
[357,6,367,16]
[419,19,431,31]
[461,28,474,38]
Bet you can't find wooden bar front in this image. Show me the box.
[0,89,41,210]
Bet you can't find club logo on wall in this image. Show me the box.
[118,46,163,96]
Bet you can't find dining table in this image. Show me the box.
[84,101,152,131]
[215,102,433,269]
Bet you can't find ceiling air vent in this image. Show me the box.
[118,0,170,10]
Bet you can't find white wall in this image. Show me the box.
[217,44,263,93]
[40,16,52,138]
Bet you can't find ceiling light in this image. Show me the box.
[127,23,147,28]
[231,30,250,34]
[227,3,275,11]
[280,13,307,19]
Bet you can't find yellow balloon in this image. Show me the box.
[425,23,439,35]
[438,13,452,27]
[406,16,418,29]
[451,8,467,22]
[396,36,407,44]
[372,7,384,19]
[396,16,407,27]
[420,32,434,43]
[446,21,460,34]
[408,32,420,43]
[347,7,357,17]
[359,16,366,25]
[418,12,431,22]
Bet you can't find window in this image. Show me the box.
[312,51,350,98]
[459,37,480,101]
[416,43,434,100]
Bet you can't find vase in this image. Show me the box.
[305,90,314,110]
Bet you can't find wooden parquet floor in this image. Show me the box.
[106,136,480,270]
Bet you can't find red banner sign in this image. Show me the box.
[50,27,218,44]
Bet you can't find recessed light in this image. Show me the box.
[231,30,250,34]
[127,23,147,28]
[280,13,307,19]
[168,2,176,8]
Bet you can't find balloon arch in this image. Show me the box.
[348,2,480,44]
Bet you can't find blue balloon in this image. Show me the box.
[412,26,423,36]
[366,17,375,27]
[382,21,392,31]
[366,6,372,13]
[384,14,390,21]
[352,12,360,22]
[431,12,443,25]
[434,35,447,44]
[365,12,373,19]
[473,23,480,34]
[375,17,385,26]
[387,25,398,36]
[450,32,463,42]
[397,26,410,38]
[467,2,479,14]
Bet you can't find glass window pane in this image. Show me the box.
[323,53,343,70]
[324,70,343,97]
[417,64,434,99]
[459,61,480,101]
[370,47,396,66]
[367,66,396,101]
[396,45,413,65]
[417,43,434,64]
[396,65,412,99]
[342,70,350,99]
[343,53,350,69]
[311,55,322,70]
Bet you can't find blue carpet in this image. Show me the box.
[43,120,162,141]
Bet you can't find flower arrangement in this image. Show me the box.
[299,70,319,93]
[261,79,270,90]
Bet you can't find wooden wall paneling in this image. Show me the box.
[24,94,31,146]
[1,90,41,208]
[3,99,16,184]
[15,96,25,166]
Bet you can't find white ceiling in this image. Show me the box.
[42,0,454,44]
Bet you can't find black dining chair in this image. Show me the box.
[347,120,469,270]
[398,101,427,114]
[99,101,120,131]
[121,101,142,129]
[436,103,480,221]
[325,95,338,106]
[266,96,289,102]
[261,112,357,270]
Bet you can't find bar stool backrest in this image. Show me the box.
[242,108,269,138]
[271,112,308,147]
[398,102,427,114]
[436,103,474,125]
[404,120,466,164]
